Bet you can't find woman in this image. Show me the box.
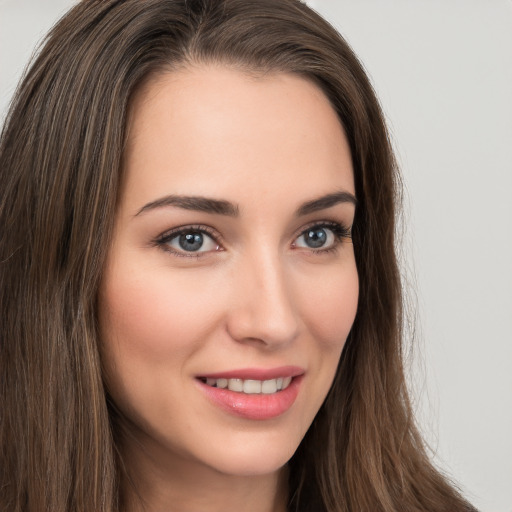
[0,0,476,511]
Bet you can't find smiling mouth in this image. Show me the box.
[198,376,293,395]
[197,371,303,419]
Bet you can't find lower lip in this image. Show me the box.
[197,376,303,420]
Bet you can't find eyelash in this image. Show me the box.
[294,221,352,255]
[153,221,352,259]
[154,224,221,259]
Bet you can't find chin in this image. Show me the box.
[176,424,305,478]
[204,446,295,477]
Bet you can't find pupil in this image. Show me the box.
[306,228,327,248]
[179,232,203,251]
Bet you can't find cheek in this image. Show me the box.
[99,263,222,363]
[297,259,359,351]
[290,258,358,427]
[97,260,227,426]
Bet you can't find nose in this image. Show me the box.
[225,250,300,349]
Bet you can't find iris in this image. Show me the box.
[179,232,204,251]
[304,228,327,248]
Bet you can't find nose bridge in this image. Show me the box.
[226,245,299,347]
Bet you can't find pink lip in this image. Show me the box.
[196,367,304,421]
[198,365,304,381]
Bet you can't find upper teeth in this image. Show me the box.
[204,377,292,394]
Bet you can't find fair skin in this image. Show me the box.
[99,65,359,512]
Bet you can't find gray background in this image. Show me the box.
[1,1,511,510]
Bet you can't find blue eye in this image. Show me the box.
[306,228,330,248]
[177,232,204,252]
[294,223,351,251]
[296,227,334,249]
[160,228,219,255]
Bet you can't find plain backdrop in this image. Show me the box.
[1,1,511,511]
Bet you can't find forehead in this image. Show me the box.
[122,65,354,214]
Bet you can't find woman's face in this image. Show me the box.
[99,66,358,478]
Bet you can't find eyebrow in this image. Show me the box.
[135,190,357,218]
[135,195,239,217]
[296,191,357,216]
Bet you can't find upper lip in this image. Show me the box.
[197,366,304,381]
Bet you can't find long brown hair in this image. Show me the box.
[0,1,475,511]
